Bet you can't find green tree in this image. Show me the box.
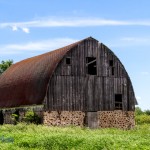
[145,110,150,115]
[135,107,143,115]
[0,60,13,74]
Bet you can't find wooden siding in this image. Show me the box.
[45,38,135,111]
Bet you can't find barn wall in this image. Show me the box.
[45,38,135,111]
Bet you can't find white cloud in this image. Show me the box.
[21,27,30,33]
[12,26,18,31]
[0,38,78,55]
[1,17,150,33]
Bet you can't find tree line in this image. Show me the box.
[0,60,13,75]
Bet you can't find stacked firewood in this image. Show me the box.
[98,111,135,129]
[43,111,85,126]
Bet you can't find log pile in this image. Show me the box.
[43,111,85,126]
[98,111,135,129]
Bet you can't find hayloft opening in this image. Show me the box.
[66,57,71,65]
[115,94,122,110]
[0,111,4,125]
[109,60,113,66]
[86,57,97,75]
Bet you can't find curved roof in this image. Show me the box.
[0,38,85,108]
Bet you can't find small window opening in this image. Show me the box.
[115,94,122,110]
[66,57,71,65]
[86,57,97,75]
[109,60,113,66]
[112,67,115,75]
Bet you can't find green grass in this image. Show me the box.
[0,123,150,150]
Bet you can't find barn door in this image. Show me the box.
[84,112,98,128]
[86,76,95,111]
[85,76,98,128]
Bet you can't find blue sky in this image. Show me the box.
[0,0,150,110]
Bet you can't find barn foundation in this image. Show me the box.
[43,110,135,129]
[0,109,135,129]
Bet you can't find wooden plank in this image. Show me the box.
[66,76,69,110]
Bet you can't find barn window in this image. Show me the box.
[112,67,115,75]
[109,60,115,75]
[109,60,113,66]
[86,57,97,75]
[115,94,122,110]
[66,57,71,65]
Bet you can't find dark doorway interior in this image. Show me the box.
[13,110,19,122]
[0,111,4,125]
[115,94,122,110]
[86,57,97,75]
[109,60,113,66]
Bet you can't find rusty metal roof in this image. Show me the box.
[0,37,89,108]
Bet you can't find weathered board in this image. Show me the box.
[46,38,135,111]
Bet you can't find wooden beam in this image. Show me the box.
[86,59,96,66]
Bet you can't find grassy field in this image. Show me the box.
[0,123,150,150]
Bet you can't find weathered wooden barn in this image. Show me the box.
[0,37,137,129]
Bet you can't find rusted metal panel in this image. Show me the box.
[0,39,84,108]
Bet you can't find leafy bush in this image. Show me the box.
[135,114,150,125]
[135,107,150,125]
[23,110,41,124]
[11,113,19,125]
[145,110,150,115]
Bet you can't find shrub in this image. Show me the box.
[11,113,19,125]
[23,110,41,124]
[145,110,150,115]
[135,114,150,125]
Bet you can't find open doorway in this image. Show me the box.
[12,110,20,124]
[0,111,4,125]
[14,110,19,121]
